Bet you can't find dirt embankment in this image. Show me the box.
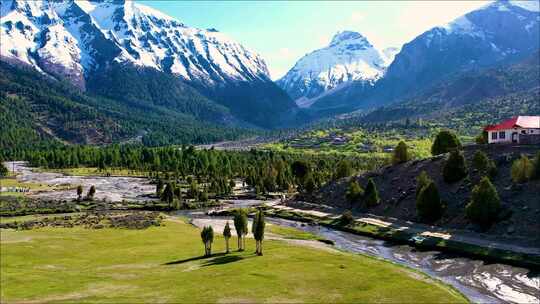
[306,144,540,244]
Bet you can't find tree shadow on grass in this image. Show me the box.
[163,252,255,266]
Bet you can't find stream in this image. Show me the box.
[5,162,539,303]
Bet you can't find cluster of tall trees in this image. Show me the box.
[200,209,265,256]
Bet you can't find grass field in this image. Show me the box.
[0,177,63,197]
[0,218,467,303]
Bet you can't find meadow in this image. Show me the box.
[0,218,467,303]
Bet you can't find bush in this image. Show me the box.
[465,177,501,228]
[416,181,443,223]
[345,180,364,205]
[511,155,533,183]
[472,151,490,172]
[431,130,461,156]
[364,178,380,207]
[392,141,410,165]
[475,130,488,145]
[443,150,468,183]
[340,210,354,226]
[416,171,432,198]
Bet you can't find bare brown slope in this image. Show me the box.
[308,144,540,243]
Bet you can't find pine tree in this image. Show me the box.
[466,177,501,229]
[416,181,443,222]
[392,141,410,164]
[364,178,380,207]
[86,185,96,201]
[416,171,431,198]
[443,150,468,183]
[345,180,364,207]
[431,130,461,156]
[511,155,533,183]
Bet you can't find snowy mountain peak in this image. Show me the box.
[0,0,271,89]
[277,31,388,104]
[329,30,370,47]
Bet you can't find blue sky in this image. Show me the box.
[140,1,489,79]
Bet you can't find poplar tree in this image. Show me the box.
[252,209,266,256]
[223,222,232,253]
[200,226,214,257]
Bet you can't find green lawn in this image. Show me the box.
[0,219,467,303]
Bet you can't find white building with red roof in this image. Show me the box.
[484,116,540,144]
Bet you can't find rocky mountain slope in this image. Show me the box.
[0,0,297,128]
[306,144,540,243]
[307,0,540,117]
[276,31,392,108]
[361,50,540,127]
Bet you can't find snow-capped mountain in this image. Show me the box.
[0,0,296,127]
[276,31,392,106]
[0,0,271,88]
[307,0,540,116]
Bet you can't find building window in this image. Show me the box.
[492,132,497,140]
[499,131,505,139]
[521,130,526,134]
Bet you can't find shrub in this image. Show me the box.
[392,141,410,164]
[443,150,468,183]
[511,155,533,183]
[465,177,501,228]
[431,130,461,156]
[303,174,316,193]
[472,150,490,172]
[340,210,354,226]
[416,181,443,222]
[345,180,364,205]
[364,178,380,207]
[416,171,432,199]
[475,130,488,145]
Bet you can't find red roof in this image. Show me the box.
[485,116,540,131]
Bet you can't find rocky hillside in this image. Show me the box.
[308,144,540,244]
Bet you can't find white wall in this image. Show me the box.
[488,128,540,144]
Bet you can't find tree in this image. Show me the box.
[475,130,488,145]
[291,160,310,182]
[443,150,468,183]
[345,180,363,207]
[233,209,248,251]
[303,174,316,194]
[0,162,8,192]
[335,160,353,179]
[223,222,232,253]
[200,226,214,257]
[392,141,410,164]
[86,185,96,201]
[252,210,266,256]
[416,181,443,223]
[76,185,83,201]
[511,155,533,183]
[156,179,163,197]
[431,130,461,156]
[364,178,380,207]
[416,171,431,198]
[472,150,490,172]
[466,177,501,229]
[161,183,174,209]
